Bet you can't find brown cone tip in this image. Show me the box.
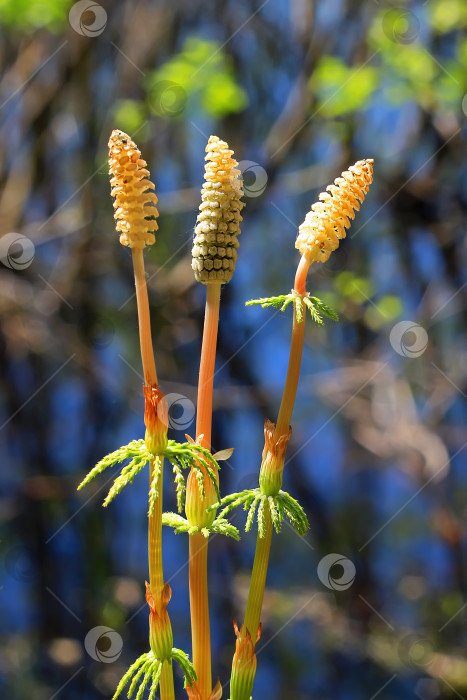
[108,129,159,249]
[296,158,374,264]
[192,135,244,284]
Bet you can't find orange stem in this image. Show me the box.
[131,248,174,700]
[275,255,310,438]
[241,255,311,647]
[189,281,222,700]
[196,282,221,450]
[294,254,310,296]
[132,248,158,386]
[189,533,211,697]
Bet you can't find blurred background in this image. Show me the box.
[0,0,466,698]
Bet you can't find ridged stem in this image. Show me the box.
[189,533,211,698]
[242,507,273,639]
[196,282,222,447]
[234,254,311,685]
[161,662,175,700]
[148,459,175,700]
[189,281,222,699]
[132,248,158,386]
[148,458,164,592]
[274,255,309,438]
[132,248,174,700]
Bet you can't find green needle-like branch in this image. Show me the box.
[113,649,197,700]
[246,291,338,325]
[171,648,197,687]
[77,440,150,493]
[77,439,222,514]
[162,512,240,540]
[214,488,309,538]
[112,652,156,700]
[164,440,221,507]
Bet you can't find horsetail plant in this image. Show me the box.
[78,130,373,700]
[225,157,374,700]
[186,135,243,700]
[79,131,224,700]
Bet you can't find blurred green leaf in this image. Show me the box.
[440,592,465,619]
[102,599,127,628]
[374,41,437,107]
[335,271,374,302]
[146,38,248,119]
[364,295,402,330]
[0,0,71,31]
[428,0,467,33]
[201,72,248,118]
[334,275,403,330]
[377,295,403,320]
[458,37,467,65]
[435,68,466,108]
[113,100,147,135]
[363,307,380,330]
[369,10,467,112]
[320,291,340,312]
[309,56,379,117]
